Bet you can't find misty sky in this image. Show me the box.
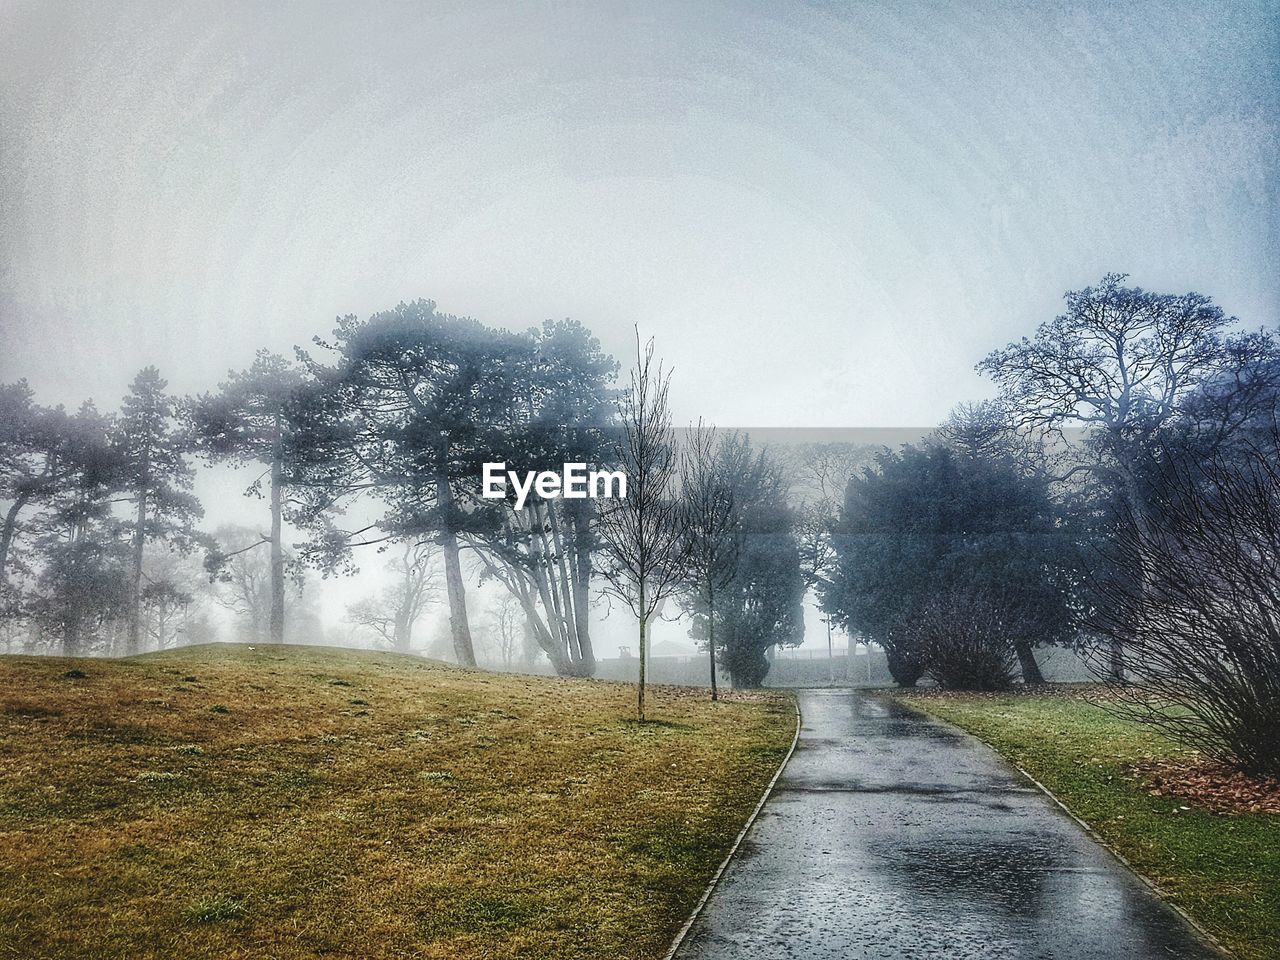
[2,0,1276,430]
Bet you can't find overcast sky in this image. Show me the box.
[2,0,1277,429]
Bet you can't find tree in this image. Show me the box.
[0,381,52,588]
[190,351,307,644]
[137,545,207,651]
[1087,432,1280,776]
[978,274,1248,679]
[979,275,1233,458]
[678,421,738,700]
[937,400,1029,464]
[29,532,130,656]
[208,525,275,642]
[345,541,438,653]
[465,319,618,677]
[0,386,112,593]
[787,442,879,676]
[483,591,524,669]
[793,500,836,596]
[19,402,126,655]
[295,302,531,666]
[141,579,194,651]
[597,336,688,720]
[113,368,204,655]
[695,435,804,688]
[1160,329,1280,471]
[786,442,879,507]
[824,443,1079,688]
[937,401,1087,684]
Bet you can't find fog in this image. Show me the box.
[2,1,1277,665]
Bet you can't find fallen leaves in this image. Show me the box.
[1131,757,1280,815]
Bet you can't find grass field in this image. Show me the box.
[0,644,795,960]
[897,688,1280,960]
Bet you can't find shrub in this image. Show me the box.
[1087,439,1280,776]
[911,588,1018,691]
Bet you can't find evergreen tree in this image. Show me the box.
[113,368,204,655]
[293,301,531,666]
[190,351,306,644]
[691,435,804,688]
[823,443,1080,688]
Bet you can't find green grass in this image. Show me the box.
[897,689,1280,960]
[0,643,794,960]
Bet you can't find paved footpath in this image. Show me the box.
[675,689,1220,960]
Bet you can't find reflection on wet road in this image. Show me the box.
[675,689,1219,960]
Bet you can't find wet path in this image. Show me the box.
[675,689,1219,960]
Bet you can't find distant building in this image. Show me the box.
[649,639,698,659]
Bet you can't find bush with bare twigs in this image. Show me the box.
[909,587,1021,692]
[1087,433,1280,776]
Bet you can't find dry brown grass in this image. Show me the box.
[0,643,794,960]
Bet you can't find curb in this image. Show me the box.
[663,694,803,960]
[889,696,1233,960]
[1009,760,1233,959]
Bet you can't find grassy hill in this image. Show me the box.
[0,643,794,960]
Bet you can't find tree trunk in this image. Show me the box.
[1107,639,1126,685]
[708,582,718,702]
[826,617,834,683]
[571,509,595,673]
[1015,640,1045,685]
[544,504,580,657]
[64,606,81,658]
[436,472,475,666]
[526,608,573,675]
[393,611,411,653]
[126,492,146,656]
[547,502,594,677]
[637,580,647,721]
[268,435,286,645]
[0,491,32,589]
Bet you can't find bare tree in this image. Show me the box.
[346,541,438,653]
[483,591,524,669]
[141,580,193,651]
[786,441,878,507]
[679,420,738,701]
[1087,434,1280,776]
[979,274,1236,680]
[785,443,878,683]
[140,546,204,651]
[597,334,687,720]
[209,524,274,642]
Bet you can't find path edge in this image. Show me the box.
[889,696,1234,960]
[1010,759,1233,959]
[662,694,803,960]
